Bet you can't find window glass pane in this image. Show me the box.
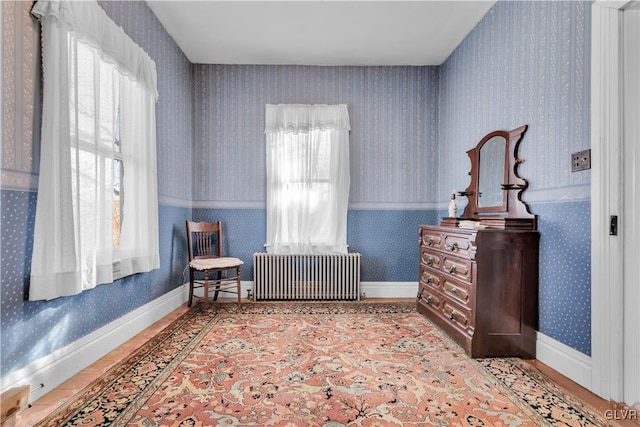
[313,131,331,180]
[114,106,121,153]
[113,108,122,247]
[99,59,118,151]
[71,147,98,248]
[74,42,96,145]
[71,38,123,250]
[279,132,331,183]
[113,158,123,247]
[73,40,120,153]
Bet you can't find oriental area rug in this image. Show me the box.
[35,302,610,426]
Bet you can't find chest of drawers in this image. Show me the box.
[417,225,539,358]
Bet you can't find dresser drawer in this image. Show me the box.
[441,254,473,282]
[442,298,474,333]
[419,267,442,291]
[442,275,473,308]
[421,229,443,249]
[441,231,474,259]
[420,248,442,270]
[418,286,474,336]
[417,285,443,310]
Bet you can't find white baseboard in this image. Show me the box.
[536,331,592,390]
[360,281,417,299]
[234,281,418,300]
[0,285,189,403]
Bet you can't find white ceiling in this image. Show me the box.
[145,1,496,66]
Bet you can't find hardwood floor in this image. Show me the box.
[526,359,640,427]
[15,299,640,427]
[17,304,190,427]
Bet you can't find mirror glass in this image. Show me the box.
[477,135,506,207]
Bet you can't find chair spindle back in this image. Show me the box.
[186,220,223,260]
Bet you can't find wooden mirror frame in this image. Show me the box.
[472,132,509,213]
[455,124,537,230]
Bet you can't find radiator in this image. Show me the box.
[252,253,361,301]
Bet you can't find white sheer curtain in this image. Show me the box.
[265,104,351,254]
[29,0,159,300]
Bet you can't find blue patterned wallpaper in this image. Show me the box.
[438,1,590,204]
[192,208,438,283]
[1,192,190,374]
[1,0,193,201]
[1,0,40,191]
[1,1,193,377]
[191,64,441,295]
[439,1,591,354]
[193,65,440,206]
[536,201,591,354]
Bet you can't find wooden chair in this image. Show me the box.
[186,220,243,306]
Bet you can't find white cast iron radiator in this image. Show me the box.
[252,253,361,301]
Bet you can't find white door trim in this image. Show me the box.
[591,0,625,403]
[591,0,639,405]
[622,2,640,406]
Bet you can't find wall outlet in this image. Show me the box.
[571,149,591,172]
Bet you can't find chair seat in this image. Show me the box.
[189,257,244,271]
[186,220,243,305]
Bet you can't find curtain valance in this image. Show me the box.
[265,104,350,134]
[32,0,158,100]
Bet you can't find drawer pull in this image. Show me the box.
[426,256,435,266]
[426,276,434,284]
[448,310,468,325]
[426,296,432,304]
[427,237,434,246]
[445,284,468,301]
[447,265,456,274]
[448,242,459,251]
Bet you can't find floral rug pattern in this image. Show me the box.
[479,358,607,427]
[36,302,608,426]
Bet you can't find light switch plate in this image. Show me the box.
[571,149,591,172]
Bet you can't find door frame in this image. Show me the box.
[621,1,640,405]
[591,0,639,404]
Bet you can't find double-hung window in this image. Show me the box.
[72,40,123,255]
[265,104,351,254]
[29,0,159,300]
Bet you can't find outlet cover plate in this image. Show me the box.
[571,149,591,172]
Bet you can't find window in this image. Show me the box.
[29,0,159,300]
[71,39,123,253]
[265,104,351,254]
[73,43,124,249]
